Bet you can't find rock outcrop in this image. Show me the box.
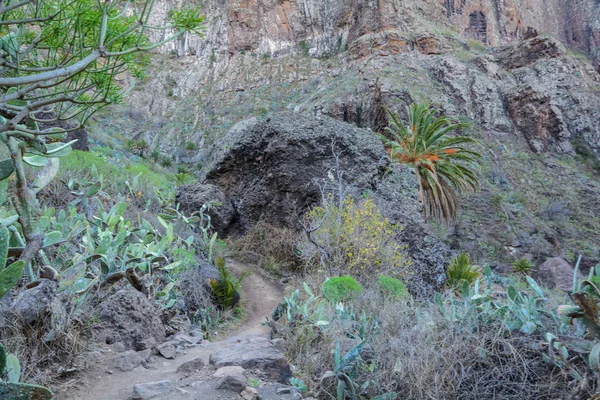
[209,335,292,383]
[89,282,166,350]
[178,112,451,292]
[148,0,599,70]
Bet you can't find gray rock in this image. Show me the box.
[276,386,292,394]
[240,387,259,400]
[210,335,292,383]
[173,332,202,345]
[113,350,145,371]
[157,342,177,359]
[111,342,126,353]
[536,257,581,291]
[212,365,246,378]
[216,374,248,392]
[138,349,152,362]
[176,357,206,373]
[91,283,165,350]
[11,280,60,325]
[176,183,236,236]
[133,380,173,399]
[135,337,157,351]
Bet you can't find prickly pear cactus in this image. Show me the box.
[0,260,24,299]
[0,345,53,399]
[0,225,8,267]
[0,159,14,181]
[0,382,53,400]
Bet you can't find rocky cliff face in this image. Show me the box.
[150,0,600,69]
[103,0,600,272]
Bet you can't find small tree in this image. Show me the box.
[380,103,481,223]
[0,1,204,279]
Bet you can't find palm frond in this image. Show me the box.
[380,103,481,223]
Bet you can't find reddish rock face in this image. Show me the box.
[150,0,599,68]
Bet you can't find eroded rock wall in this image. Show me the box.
[150,0,599,68]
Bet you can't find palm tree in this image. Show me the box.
[380,103,481,223]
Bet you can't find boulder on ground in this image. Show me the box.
[89,282,166,350]
[11,279,62,325]
[209,335,292,383]
[176,183,236,235]
[536,257,581,291]
[133,380,173,399]
[177,357,206,373]
[113,350,147,371]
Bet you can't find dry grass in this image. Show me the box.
[0,310,88,385]
[228,221,303,276]
[177,269,215,313]
[276,278,597,400]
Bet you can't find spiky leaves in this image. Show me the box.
[380,103,481,223]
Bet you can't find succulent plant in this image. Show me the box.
[0,226,24,299]
[0,344,53,399]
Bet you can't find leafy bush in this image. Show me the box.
[510,257,534,275]
[377,275,409,298]
[175,173,196,186]
[300,197,412,282]
[160,157,173,168]
[184,141,199,151]
[150,149,161,162]
[322,276,363,302]
[209,258,247,310]
[126,139,149,156]
[446,253,480,289]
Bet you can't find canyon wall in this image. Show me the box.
[150,0,599,68]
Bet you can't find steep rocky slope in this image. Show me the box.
[93,0,600,271]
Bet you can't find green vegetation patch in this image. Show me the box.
[322,276,363,302]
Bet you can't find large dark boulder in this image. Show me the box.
[180,112,452,294]
[176,183,236,234]
[87,282,166,350]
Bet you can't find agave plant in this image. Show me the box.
[446,253,480,289]
[380,103,481,223]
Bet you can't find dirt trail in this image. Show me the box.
[223,258,283,337]
[59,259,284,400]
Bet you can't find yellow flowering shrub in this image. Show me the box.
[300,197,412,282]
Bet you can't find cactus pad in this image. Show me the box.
[0,260,24,299]
[0,159,14,181]
[0,382,53,400]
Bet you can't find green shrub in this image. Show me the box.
[321,276,363,302]
[466,39,486,51]
[160,156,173,168]
[510,258,534,275]
[446,253,480,289]
[184,141,198,151]
[150,149,161,162]
[377,274,409,298]
[175,173,196,186]
[126,138,149,156]
[209,257,247,310]
[300,197,412,282]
